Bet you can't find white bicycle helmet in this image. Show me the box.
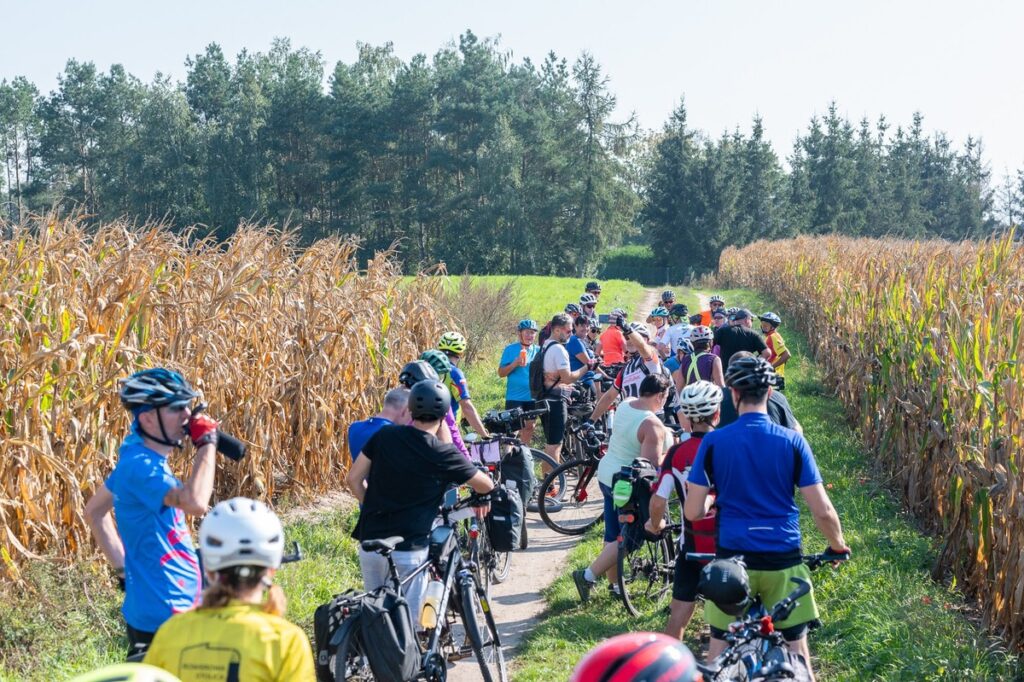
[200,497,284,571]
[677,380,723,420]
[690,325,714,344]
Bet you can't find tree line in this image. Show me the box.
[2,33,1021,275]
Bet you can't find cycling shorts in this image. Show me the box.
[540,397,567,445]
[672,557,702,602]
[704,563,819,638]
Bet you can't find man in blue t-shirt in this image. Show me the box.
[566,315,600,399]
[347,387,410,462]
[684,357,848,680]
[498,319,541,444]
[84,368,222,657]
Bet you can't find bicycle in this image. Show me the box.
[685,549,850,681]
[333,494,507,682]
[537,420,607,535]
[615,498,679,617]
[479,406,565,515]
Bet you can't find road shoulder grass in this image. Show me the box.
[513,287,1021,682]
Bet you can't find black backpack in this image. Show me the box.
[529,341,559,400]
[313,591,363,682]
[613,459,661,554]
[486,482,525,552]
[359,587,422,681]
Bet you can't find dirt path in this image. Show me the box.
[636,287,662,321]
[446,512,583,681]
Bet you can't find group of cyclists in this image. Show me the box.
[76,280,848,682]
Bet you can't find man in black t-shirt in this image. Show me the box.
[346,380,494,618]
[716,351,802,433]
[714,308,771,368]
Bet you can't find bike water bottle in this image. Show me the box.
[420,579,444,629]
[519,347,528,365]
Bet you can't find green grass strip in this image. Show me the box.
[513,287,1020,682]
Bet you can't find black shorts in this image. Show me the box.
[775,376,786,392]
[505,399,539,415]
[673,555,702,602]
[539,397,567,445]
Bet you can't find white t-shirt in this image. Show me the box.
[665,323,692,355]
[541,340,572,398]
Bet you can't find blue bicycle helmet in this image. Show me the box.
[518,319,539,332]
[119,368,198,411]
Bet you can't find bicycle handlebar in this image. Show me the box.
[684,549,850,570]
[280,541,303,565]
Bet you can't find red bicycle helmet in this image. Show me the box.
[570,632,700,682]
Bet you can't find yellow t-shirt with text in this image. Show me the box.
[765,330,789,377]
[144,602,315,682]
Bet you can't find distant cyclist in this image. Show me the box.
[144,498,315,681]
[649,306,672,359]
[568,315,602,400]
[580,292,599,320]
[497,319,541,444]
[660,290,676,308]
[664,303,691,361]
[714,308,770,369]
[540,303,582,345]
[84,368,220,658]
[585,280,602,301]
[538,313,592,467]
[700,294,726,327]
[597,307,628,369]
[759,311,791,391]
[647,380,722,640]
[590,321,666,424]
[436,331,489,436]
[415,352,472,458]
[684,356,849,681]
[673,325,723,392]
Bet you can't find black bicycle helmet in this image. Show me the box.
[399,360,439,388]
[585,281,602,293]
[565,303,582,316]
[119,368,198,410]
[661,289,676,303]
[408,380,451,421]
[758,311,782,328]
[669,303,689,318]
[724,356,777,392]
[698,557,751,617]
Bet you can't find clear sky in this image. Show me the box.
[3,0,1022,176]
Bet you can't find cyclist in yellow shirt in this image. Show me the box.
[758,312,791,391]
[144,498,315,682]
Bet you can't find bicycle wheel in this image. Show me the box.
[617,531,673,616]
[335,636,374,681]
[459,576,508,682]
[538,459,604,535]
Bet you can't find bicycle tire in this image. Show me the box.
[538,459,604,535]
[617,531,673,617]
[480,520,512,584]
[460,576,508,682]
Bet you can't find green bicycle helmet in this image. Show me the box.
[420,349,452,377]
[438,331,468,355]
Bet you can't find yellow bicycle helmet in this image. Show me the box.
[438,331,468,355]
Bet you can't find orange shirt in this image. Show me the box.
[699,309,712,327]
[599,327,626,364]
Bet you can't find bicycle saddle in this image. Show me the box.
[361,536,404,553]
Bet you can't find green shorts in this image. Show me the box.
[704,563,819,634]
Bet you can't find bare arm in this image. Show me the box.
[672,366,684,396]
[638,417,667,468]
[460,399,489,436]
[773,350,791,368]
[467,470,495,494]
[498,353,526,378]
[162,444,217,516]
[684,482,711,522]
[590,385,619,422]
[646,492,669,535]
[759,347,772,360]
[84,484,125,569]
[630,332,657,362]
[712,356,725,387]
[800,483,847,550]
[346,455,373,504]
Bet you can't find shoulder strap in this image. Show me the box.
[686,352,710,383]
[704,443,715,487]
[539,342,558,393]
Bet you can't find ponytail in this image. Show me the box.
[200,566,288,617]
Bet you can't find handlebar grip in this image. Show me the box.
[216,431,247,461]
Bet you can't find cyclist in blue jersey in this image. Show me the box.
[84,368,221,658]
[347,387,410,463]
[684,356,849,681]
[567,315,601,399]
[436,331,489,437]
[498,319,542,444]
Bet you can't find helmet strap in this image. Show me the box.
[137,406,184,449]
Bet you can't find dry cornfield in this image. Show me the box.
[0,216,446,568]
[720,233,1024,649]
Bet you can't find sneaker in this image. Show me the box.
[608,583,622,598]
[572,569,595,604]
